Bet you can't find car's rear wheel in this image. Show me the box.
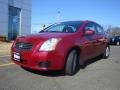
[102,46,110,59]
[116,42,120,46]
[65,50,80,75]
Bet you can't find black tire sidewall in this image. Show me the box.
[65,50,79,75]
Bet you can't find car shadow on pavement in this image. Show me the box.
[21,67,64,77]
[21,56,103,77]
[80,55,103,69]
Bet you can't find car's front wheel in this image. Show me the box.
[65,50,80,75]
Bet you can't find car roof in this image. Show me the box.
[60,20,94,23]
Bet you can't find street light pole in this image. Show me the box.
[56,11,61,23]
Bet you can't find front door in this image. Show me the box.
[80,22,97,62]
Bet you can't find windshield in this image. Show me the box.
[40,21,83,33]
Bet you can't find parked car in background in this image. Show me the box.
[11,20,110,75]
[110,36,120,45]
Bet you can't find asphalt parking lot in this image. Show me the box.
[0,46,120,90]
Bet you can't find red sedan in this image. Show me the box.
[11,21,110,75]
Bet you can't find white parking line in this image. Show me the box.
[0,63,14,67]
[0,55,11,58]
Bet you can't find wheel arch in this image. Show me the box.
[63,46,81,69]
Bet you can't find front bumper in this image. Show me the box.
[11,48,65,71]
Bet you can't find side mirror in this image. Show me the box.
[85,30,95,35]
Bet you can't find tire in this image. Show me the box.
[116,42,120,46]
[65,50,79,75]
[102,46,110,59]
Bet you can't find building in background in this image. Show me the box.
[0,0,32,41]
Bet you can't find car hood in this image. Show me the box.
[16,33,74,43]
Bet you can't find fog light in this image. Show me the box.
[38,61,50,68]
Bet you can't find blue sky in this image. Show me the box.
[32,0,120,32]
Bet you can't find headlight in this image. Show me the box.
[39,38,61,51]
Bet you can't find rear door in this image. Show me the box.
[95,24,106,55]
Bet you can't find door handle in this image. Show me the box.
[92,40,97,43]
[97,39,106,42]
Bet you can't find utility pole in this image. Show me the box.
[56,11,61,23]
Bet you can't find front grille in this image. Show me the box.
[15,42,33,51]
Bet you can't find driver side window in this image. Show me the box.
[84,23,96,33]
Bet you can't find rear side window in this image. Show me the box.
[96,24,104,35]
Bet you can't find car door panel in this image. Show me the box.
[80,34,98,64]
[95,24,107,55]
[80,22,99,63]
